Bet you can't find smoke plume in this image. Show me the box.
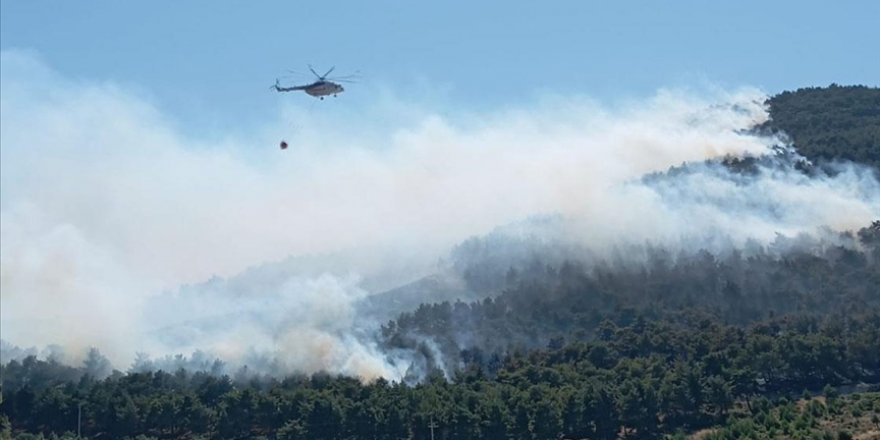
[1,50,877,380]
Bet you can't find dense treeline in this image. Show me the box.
[758,84,880,169]
[382,223,880,375]
[3,311,879,439]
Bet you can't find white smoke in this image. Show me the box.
[1,50,877,380]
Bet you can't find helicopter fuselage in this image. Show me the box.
[303,80,344,98]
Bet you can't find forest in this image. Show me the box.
[1,311,879,439]
[758,85,880,170]
[381,222,880,380]
[2,85,879,439]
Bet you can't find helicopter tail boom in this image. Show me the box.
[273,79,308,92]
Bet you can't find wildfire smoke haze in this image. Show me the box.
[2,51,878,380]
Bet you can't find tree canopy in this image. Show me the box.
[759,84,880,170]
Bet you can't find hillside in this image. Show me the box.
[2,85,879,439]
[380,222,880,378]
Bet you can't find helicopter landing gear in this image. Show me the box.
[320,97,324,100]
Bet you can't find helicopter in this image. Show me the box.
[273,65,356,100]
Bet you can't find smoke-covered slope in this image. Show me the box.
[3,80,880,440]
[381,218,880,379]
[370,85,880,379]
[2,78,879,383]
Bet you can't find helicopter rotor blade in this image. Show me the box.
[322,66,335,79]
[308,65,321,78]
[329,72,361,80]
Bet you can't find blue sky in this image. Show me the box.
[2,0,879,134]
